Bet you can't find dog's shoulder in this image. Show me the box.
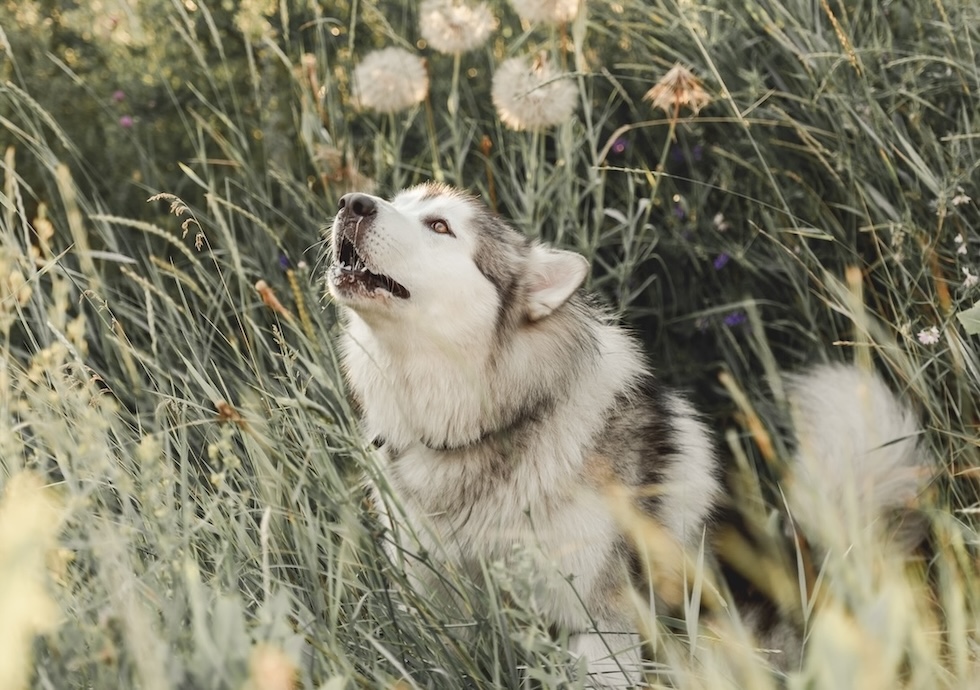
[586,368,724,547]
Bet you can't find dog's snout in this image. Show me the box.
[339,193,377,218]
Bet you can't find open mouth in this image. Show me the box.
[331,235,410,299]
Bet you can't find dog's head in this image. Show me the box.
[327,183,589,334]
[327,183,606,449]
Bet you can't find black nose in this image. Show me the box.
[339,193,377,218]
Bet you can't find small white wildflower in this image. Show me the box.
[491,53,577,131]
[954,233,968,255]
[351,47,429,114]
[889,225,905,247]
[712,212,730,232]
[419,0,495,55]
[917,326,940,345]
[508,0,579,24]
[962,267,979,289]
[952,186,972,206]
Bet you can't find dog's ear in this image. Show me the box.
[525,245,589,321]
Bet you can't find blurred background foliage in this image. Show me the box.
[2,0,977,377]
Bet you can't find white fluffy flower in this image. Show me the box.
[508,0,579,24]
[351,47,429,113]
[917,326,940,345]
[963,267,979,289]
[419,0,496,55]
[491,53,577,131]
[954,233,968,255]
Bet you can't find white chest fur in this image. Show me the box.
[375,435,619,630]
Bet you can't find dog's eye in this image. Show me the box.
[428,219,454,236]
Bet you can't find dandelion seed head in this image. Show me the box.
[491,53,577,131]
[419,0,495,55]
[352,48,429,114]
[643,63,712,115]
[508,0,579,24]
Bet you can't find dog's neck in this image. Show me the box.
[342,311,503,451]
[340,302,645,456]
[370,391,551,456]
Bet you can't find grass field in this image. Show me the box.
[1,0,979,687]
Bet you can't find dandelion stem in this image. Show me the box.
[648,102,680,203]
[449,52,463,183]
[423,92,445,183]
[480,135,497,211]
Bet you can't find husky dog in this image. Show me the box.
[326,183,929,687]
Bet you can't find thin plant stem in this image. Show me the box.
[449,52,464,183]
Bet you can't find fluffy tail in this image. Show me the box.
[784,364,931,550]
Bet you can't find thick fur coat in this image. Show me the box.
[326,183,929,687]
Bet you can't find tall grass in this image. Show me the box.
[0,0,978,687]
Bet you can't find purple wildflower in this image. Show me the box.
[279,254,292,271]
[119,115,134,128]
[611,137,628,155]
[669,143,704,163]
[112,90,126,103]
[723,310,747,327]
[713,252,730,270]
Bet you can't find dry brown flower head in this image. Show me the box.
[255,280,293,321]
[643,63,712,116]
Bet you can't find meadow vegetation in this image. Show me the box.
[0,0,978,687]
